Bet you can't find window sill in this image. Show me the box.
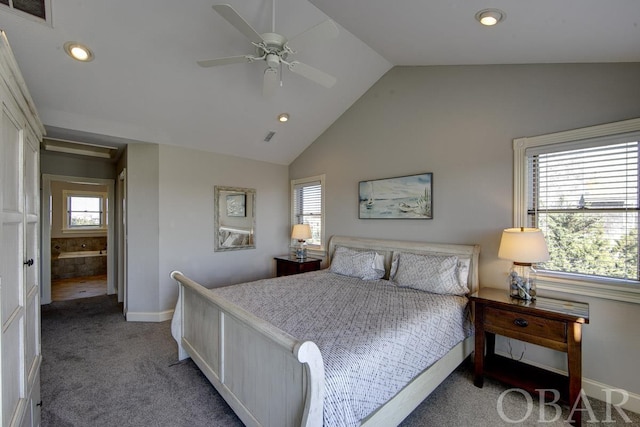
[62,228,107,235]
[537,273,640,304]
[307,247,327,259]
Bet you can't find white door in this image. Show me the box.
[23,132,41,427]
[1,104,26,426]
[0,31,44,427]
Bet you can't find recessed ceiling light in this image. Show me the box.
[475,9,506,26]
[278,113,289,123]
[63,42,94,62]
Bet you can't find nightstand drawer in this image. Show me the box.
[484,306,567,343]
[274,256,321,277]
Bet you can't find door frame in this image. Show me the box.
[41,174,115,304]
[117,168,127,315]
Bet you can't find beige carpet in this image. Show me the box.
[40,295,639,426]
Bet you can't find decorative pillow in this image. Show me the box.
[391,252,468,295]
[330,246,385,280]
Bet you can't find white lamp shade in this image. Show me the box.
[498,227,550,263]
[291,224,312,240]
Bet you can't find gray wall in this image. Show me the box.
[126,143,161,315]
[97,140,288,318]
[155,144,289,313]
[289,64,640,398]
[41,150,117,180]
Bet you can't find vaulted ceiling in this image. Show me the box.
[1,1,638,165]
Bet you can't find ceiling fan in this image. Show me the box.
[198,1,339,97]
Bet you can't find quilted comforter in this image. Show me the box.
[212,270,472,426]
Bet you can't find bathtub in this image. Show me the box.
[57,250,107,259]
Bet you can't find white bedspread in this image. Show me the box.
[211,270,472,426]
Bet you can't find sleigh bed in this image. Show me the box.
[170,236,480,426]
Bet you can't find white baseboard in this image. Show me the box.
[495,350,640,415]
[582,377,640,416]
[126,309,174,322]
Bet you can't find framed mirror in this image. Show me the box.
[214,186,256,251]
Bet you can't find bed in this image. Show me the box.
[170,236,480,426]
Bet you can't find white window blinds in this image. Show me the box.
[293,179,322,247]
[527,134,640,281]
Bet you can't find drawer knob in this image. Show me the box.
[514,318,529,327]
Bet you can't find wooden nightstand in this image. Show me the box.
[469,288,589,425]
[274,256,321,277]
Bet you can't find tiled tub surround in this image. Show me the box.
[51,237,107,279]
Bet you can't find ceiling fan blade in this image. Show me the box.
[197,55,252,67]
[286,19,339,53]
[263,68,278,98]
[212,4,265,45]
[287,61,336,88]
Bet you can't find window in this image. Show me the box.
[63,190,107,231]
[291,175,325,250]
[513,118,640,303]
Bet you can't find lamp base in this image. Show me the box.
[295,242,307,260]
[508,263,537,300]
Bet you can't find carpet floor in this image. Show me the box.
[40,295,638,426]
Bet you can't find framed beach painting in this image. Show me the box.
[359,173,433,219]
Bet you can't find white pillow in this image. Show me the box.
[391,252,468,295]
[330,246,385,280]
[373,253,385,278]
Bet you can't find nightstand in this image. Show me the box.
[274,256,321,277]
[469,288,589,425]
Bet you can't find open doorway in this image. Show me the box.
[41,174,116,304]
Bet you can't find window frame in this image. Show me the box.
[62,190,108,233]
[291,174,326,254]
[513,117,640,304]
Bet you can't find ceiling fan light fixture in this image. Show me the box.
[475,9,506,26]
[64,42,94,62]
[199,3,338,96]
[278,113,289,123]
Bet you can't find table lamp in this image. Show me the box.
[498,227,550,300]
[291,224,312,259]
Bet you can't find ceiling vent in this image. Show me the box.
[0,0,51,24]
[264,131,276,142]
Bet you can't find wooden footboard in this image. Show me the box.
[170,271,324,427]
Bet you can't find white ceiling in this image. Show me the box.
[1,1,638,165]
[309,0,640,65]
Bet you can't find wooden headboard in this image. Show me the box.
[327,235,480,293]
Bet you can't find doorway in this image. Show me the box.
[41,174,116,304]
